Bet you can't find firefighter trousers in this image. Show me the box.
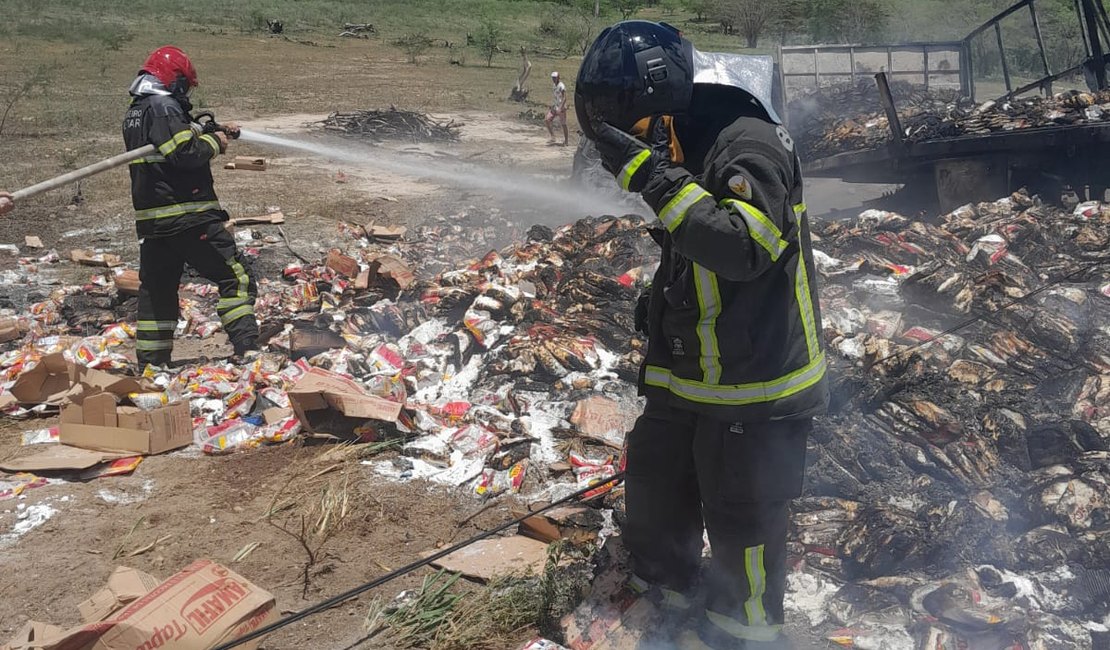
[623,399,810,648]
[136,222,258,367]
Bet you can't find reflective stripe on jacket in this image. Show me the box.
[639,115,828,422]
[123,93,227,238]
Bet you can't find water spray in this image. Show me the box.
[7,122,636,219]
[237,128,635,217]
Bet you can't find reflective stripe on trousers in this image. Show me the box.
[217,257,254,326]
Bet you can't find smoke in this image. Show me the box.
[238,129,639,221]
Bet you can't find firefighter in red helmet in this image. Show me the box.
[123,46,258,367]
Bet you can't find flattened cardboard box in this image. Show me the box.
[1,621,65,650]
[0,446,131,473]
[38,559,276,650]
[60,395,192,455]
[427,535,549,582]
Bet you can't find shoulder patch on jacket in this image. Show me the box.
[727,174,753,200]
[775,126,795,153]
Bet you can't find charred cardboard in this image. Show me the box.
[288,367,403,439]
[517,505,603,545]
[427,535,549,582]
[36,559,276,650]
[0,445,131,473]
[78,566,161,624]
[560,538,653,650]
[289,328,347,359]
[364,224,406,240]
[60,397,192,455]
[366,254,415,290]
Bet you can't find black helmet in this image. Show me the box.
[575,21,694,140]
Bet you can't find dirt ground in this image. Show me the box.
[0,23,864,648]
[0,420,524,649]
[0,105,584,648]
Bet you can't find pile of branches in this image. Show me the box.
[319,107,460,142]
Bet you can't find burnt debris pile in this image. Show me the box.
[790,79,1110,160]
[792,190,1110,647]
[788,79,962,159]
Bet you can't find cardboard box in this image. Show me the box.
[79,567,162,624]
[24,236,44,249]
[224,156,267,171]
[366,254,415,290]
[1,621,65,650]
[288,367,403,440]
[112,270,141,296]
[36,560,276,650]
[7,353,148,407]
[5,354,186,455]
[229,212,284,226]
[325,251,360,278]
[70,249,123,268]
[60,398,192,455]
[7,353,76,406]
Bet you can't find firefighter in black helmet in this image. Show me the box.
[577,21,827,649]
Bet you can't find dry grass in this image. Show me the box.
[365,540,590,649]
[266,469,356,597]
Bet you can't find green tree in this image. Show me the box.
[394,32,434,64]
[772,0,807,44]
[683,0,715,21]
[612,0,644,19]
[712,0,776,48]
[805,0,888,43]
[476,18,503,67]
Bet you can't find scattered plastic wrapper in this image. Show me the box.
[475,459,527,497]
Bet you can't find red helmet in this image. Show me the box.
[141,46,198,94]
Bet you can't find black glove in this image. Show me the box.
[634,288,651,335]
[592,119,673,193]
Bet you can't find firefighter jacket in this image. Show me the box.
[123,75,228,238]
[637,114,829,422]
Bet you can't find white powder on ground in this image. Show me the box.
[2,503,58,545]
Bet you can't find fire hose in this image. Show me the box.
[9,112,239,202]
[211,472,626,650]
